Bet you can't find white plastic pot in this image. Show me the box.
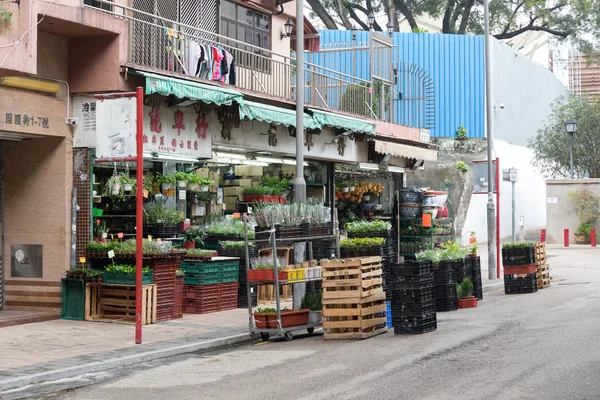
[349,186,356,192]
[188,183,200,192]
[200,184,210,192]
[124,184,133,192]
[177,180,187,188]
[362,195,371,201]
[342,187,350,193]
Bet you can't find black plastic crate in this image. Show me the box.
[505,285,537,294]
[436,299,458,312]
[393,314,437,334]
[392,301,436,317]
[389,261,433,278]
[454,259,467,283]
[502,247,535,266]
[434,284,457,298]
[435,260,454,272]
[434,270,455,285]
[391,288,435,304]
[391,275,435,290]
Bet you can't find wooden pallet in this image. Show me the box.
[538,282,551,289]
[87,283,157,325]
[537,263,550,273]
[321,257,383,300]
[533,243,547,264]
[323,292,387,340]
[84,283,101,321]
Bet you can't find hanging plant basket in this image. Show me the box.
[200,184,210,192]
[177,180,187,188]
[124,183,133,192]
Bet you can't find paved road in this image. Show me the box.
[49,250,600,400]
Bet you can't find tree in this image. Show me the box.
[307,0,600,53]
[529,95,600,178]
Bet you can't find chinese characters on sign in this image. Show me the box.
[143,106,212,158]
[3,113,50,129]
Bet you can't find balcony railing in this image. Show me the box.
[84,0,377,120]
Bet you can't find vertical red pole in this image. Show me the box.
[540,229,546,243]
[564,229,569,247]
[135,86,144,344]
[591,230,596,247]
[495,158,500,279]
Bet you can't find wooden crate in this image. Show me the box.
[533,243,547,265]
[537,263,551,289]
[321,257,383,300]
[323,292,387,340]
[84,283,101,321]
[87,284,157,325]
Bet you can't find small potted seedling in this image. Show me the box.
[457,278,477,308]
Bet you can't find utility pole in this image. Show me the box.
[294,0,306,202]
[484,0,496,280]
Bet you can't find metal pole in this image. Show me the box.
[135,86,144,344]
[570,133,574,178]
[484,0,496,280]
[512,179,516,242]
[243,217,253,333]
[496,158,500,279]
[294,0,306,202]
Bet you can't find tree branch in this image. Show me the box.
[494,24,571,40]
[306,0,339,29]
[501,0,525,35]
[366,0,383,31]
[335,0,353,29]
[457,0,475,34]
[442,0,455,33]
[393,0,418,30]
[346,4,370,30]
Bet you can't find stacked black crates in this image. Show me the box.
[218,244,258,308]
[468,256,483,300]
[502,244,538,294]
[434,260,458,311]
[389,261,437,334]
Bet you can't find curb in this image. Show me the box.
[0,332,253,394]
[482,281,504,293]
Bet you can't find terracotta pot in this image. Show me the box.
[263,269,275,281]
[247,270,259,282]
[458,297,478,308]
[183,241,196,249]
[278,270,288,281]
[254,313,271,329]
[574,234,590,245]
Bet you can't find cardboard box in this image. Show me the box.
[235,165,263,177]
[224,196,239,211]
[238,178,259,187]
[223,186,245,197]
[191,204,207,216]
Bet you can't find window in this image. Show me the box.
[84,0,113,11]
[221,0,270,68]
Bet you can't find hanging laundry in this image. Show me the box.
[221,50,234,84]
[211,46,224,81]
[186,40,202,77]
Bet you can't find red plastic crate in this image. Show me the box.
[504,264,537,275]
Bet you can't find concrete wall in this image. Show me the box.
[462,139,547,244]
[545,179,600,244]
[37,32,69,81]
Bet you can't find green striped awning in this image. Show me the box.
[239,101,321,130]
[310,108,376,135]
[134,70,244,106]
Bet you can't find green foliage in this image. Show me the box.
[103,175,125,198]
[340,81,390,118]
[0,7,12,22]
[185,249,216,257]
[346,220,391,234]
[339,237,385,249]
[261,177,291,196]
[243,186,272,195]
[301,290,322,311]
[155,173,177,186]
[205,219,254,239]
[86,242,118,252]
[455,125,468,140]
[105,264,151,274]
[175,269,185,276]
[502,242,534,249]
[221,240,254,248]
[182,226,205,244]
[255,308,277,314]
[195,191,216,202]
[174,171,193,183]
[456,161,469,172]
[530,96,600,178]
[144,201,180,224]
[568,185,600,236]
[457,278,474,299]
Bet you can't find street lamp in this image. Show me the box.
[281,18,294,39]
[368,12,375,30]
[387,22,394,36]
[351,25,358,41]
[565,119,577,178]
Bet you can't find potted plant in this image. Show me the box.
[143,176,155,196]
[199,177,215,192]
[155,173,177,192]
[174,171,191,189]
[301,290,322,323]
[119,173,136,194]
[268,309,310,328]
[103,174,124,198]
[103,264,154,285]
[187,174,202,192]
[348,181,357,192]
[182,226,205,249]
[457,278,477,308]
[143,201,181,238]
[253,307,276,329]
[568,185,600,244]
[455,124,468,144]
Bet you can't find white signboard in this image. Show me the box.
[547,197,558,204]
[95,97,137,158]
[143,106,212,159]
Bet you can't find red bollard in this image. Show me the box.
[564,229,569,247]
[592,230,596,247]
[540,229,546,243]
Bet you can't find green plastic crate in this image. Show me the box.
[181,261,220,274]
[184,272,222,285]
[61,278,86,321]
[103,271,154,285]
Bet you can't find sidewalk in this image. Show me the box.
[0,263,503,397]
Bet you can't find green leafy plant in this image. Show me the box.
[205,219,255,239]
[103,175,125,198]
[243,186,272,196]
[502,242,534,249]
[339,237,385,249]
[455,125,468,140]
[143,176,155,193]
[174,171,193,183]
[261,177,290,196]
[175,269,185,276]
[301,290,322,311]
[195,191,216,202]
[0,7,13,22]
[182,226,205,245]
[199,177,215,186]
[568,185,600,238]
[105,264,151,274]
[221,241,254,248]
[456,161,469,172]
[457,278,474,299]
[254,307,277,314]
[346,220,391,235]
[185,249,217,257]
[86,242,118,253]
[144,201,180,225]
[155,173,177,186]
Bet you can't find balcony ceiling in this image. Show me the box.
[38,16,117,37]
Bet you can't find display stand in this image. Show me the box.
[243,211,340,341]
